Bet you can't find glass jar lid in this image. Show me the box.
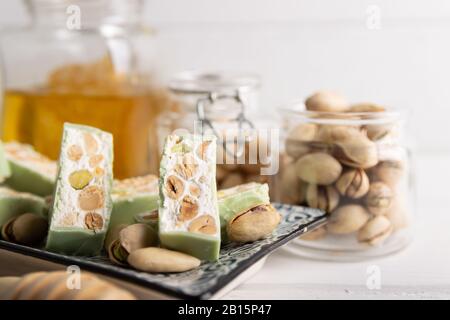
[168,71,260,95]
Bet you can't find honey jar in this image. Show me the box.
[0,0,176,179]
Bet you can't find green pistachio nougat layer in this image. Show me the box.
[159,134,220,261]
[4,142,56,196]
[0,187,47,228]
[217,182,271,243]
[109,174,159,231]
[46,123,113,256]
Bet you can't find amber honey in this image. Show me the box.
[2,89,167,179]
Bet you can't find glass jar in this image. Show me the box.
[0,0,175,178]
[278,100,413,261]
[156,71,280,194]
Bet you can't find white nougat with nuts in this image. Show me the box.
[159,134,220,261]
[46,123,113,256]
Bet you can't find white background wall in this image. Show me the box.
[1,0,449,153]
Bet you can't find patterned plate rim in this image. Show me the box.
[0,203,327,299]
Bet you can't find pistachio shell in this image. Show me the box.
[348,103,385,113]
[335,134,378,169]
[316,125,358,143]
[335,168,370,198]
[385,198,409,230]
[287,123,318,141]
[370,160,404,188]
[105,224,127,251]
[305,91,349,112]
[295,153,342,185]
[285,139,311,159]
[4,213,48,245]
[227,204,281,243]
[365,182,394,215]
[280,162,306,205]
[357,215,393,246]
[127,247,201,273]
[365,124,393,141]
[119,223,158,254]
[305,184,339,212]
[300,226,327,241]
[327,205,370,234]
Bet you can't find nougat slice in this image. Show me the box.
[159,134,220,261]
[109,174,159,231]
[46,123,113,256]
[218,182,279,243]
[4,142,56,196]
[0,187,47,229]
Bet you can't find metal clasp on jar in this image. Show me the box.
[196,90,255,158]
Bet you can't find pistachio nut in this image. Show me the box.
[305,91,349,112]
[127,247,201,273]
[107,223,158,265]
[327,205,370,234]
[227,204,281,243]
[335,168,370,199]
[1,213,48,245]
[348,103,385,113]
[370,160,404,189]
[334,132,378,169]
[357,215,393,246]
[365,182,393,215]
[305,184,339,212]
[300,226,326,241]
[315,125,358,143]
[385,198,409,230]
[295,152,342,185]
[280,162,306,205]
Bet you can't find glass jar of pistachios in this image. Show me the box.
[155,71,280,196]
[278,91,413,261]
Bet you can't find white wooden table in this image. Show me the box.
[0,154,448,299]
[223,154,450,299]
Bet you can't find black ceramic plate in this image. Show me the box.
[0,203,326,299]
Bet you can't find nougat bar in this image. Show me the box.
[46,123,113,256]
[217,182,271,243]
[109,174,159,231]
[0,141,11,183]
[159,134,220,261]
[4,142,56,196]
[0,187,47,229]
